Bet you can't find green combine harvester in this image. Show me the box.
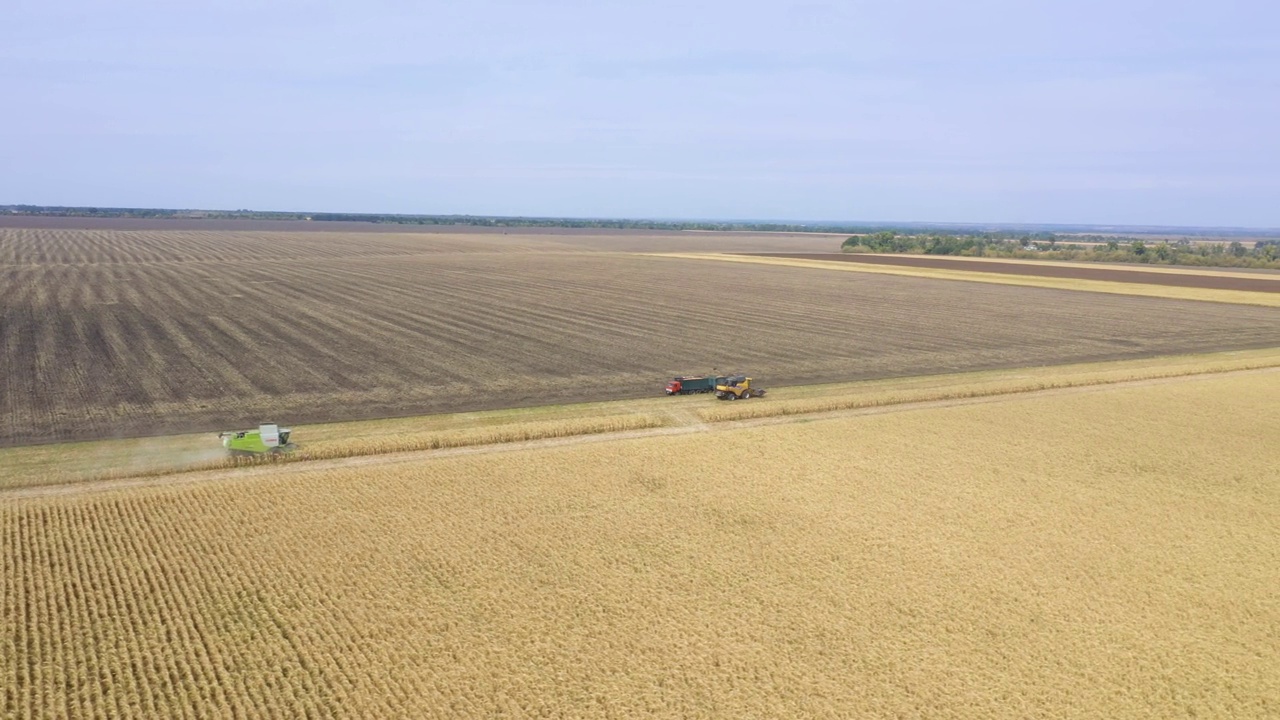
[219,422,297,457]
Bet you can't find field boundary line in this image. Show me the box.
[7,364,1277,501]
[762,252,1280,279]
[646,253,1280,307]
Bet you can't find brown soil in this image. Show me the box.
[4,228,1279,447]
[0,215,698,235]
[751,253,1280,292]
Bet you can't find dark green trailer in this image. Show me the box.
[664,375,728,395]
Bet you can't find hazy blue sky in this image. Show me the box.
[3,1,1278,226]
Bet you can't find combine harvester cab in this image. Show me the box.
[219,422,298,457]
[715,375,766,400]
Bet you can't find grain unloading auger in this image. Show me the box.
[219,422,298,457]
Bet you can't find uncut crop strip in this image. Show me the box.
[300,412,667,459]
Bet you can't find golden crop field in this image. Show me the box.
[3,367,1276,718]
[3,226,1280,446]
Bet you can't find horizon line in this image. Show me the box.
[4,204,1280,235]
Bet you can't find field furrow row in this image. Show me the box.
[5,370,1277,716]
[3,229,1277,444]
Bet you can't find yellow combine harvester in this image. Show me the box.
[714,375,766,400]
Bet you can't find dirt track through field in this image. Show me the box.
[9,365,1274,500]
[751,253,1280,292]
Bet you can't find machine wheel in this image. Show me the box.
[742,390,752,399]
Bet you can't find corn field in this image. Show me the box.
[4,371,1277,718]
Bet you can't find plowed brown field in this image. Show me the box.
[3,226,1279,445]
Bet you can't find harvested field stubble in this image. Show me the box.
[3,347,1277,492]
[3,372,1277,717]
[4,228,1280,445]
[0,410,669,490]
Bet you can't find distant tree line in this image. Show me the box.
[6,206,1280,262]
[842,231,1280,269]
[3,205,973,234]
